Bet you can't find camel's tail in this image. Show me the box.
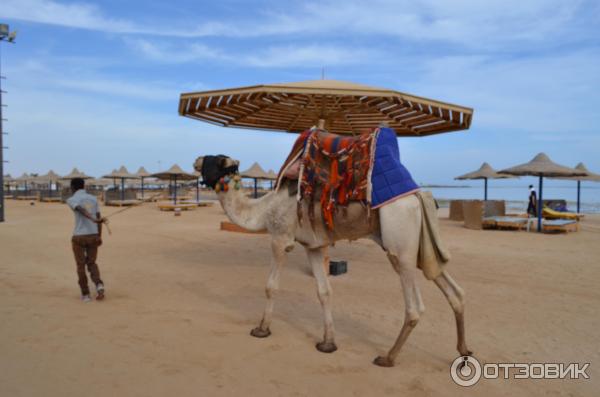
[416,191,451,280]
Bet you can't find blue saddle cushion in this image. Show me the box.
[371,127,420,208]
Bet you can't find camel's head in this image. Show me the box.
[194,155,239,189]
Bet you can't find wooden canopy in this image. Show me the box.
[179,79,473,137]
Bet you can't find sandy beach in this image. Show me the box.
[1,198,599,396]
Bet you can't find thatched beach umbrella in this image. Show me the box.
[36,170,63,196]
[266,169,278,190]
[455,162,514,200]
[240,162,269,198]
[550,163,600,213]
[135,167,151,199]
[151,164,196,204]
[179,79,473,136]
[500,153,586,232]
[103,166,139,201]
[193,170,202,202]
[14,173,33,195]
[61,168,93,180]
[3,174,14,194]
[87,178,113,188]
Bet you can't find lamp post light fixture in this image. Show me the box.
[0,23,16,223]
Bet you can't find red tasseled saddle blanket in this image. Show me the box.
[276,128,376,229]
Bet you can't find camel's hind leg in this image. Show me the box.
[374,195,424,367]
[250,237,289,338]
[434,270,472,356]
[305,246,337,353]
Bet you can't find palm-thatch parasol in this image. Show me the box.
[193,170,202,202]
[87,178,113,188]
[135,166,151,199]
[3,174,14,193]
[179,79,473,136]
[151,164,196,204]
[499,153,586,232]
[240,162,269,198]
[549,163,600,213]
[61,168,93,180]
[455,162,515,200]
[14,173,33,194]
[266,169,278,190]
[36,170,63,197]
[103,166,139,201]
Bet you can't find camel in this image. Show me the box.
[194,154,472,367]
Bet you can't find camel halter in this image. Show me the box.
[215,174,241,192]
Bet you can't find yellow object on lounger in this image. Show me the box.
[542,207,582,221]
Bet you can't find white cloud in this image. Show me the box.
[3,0,596,50]
[126,38,381,67]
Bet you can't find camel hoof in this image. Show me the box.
[373,356,395,367]
[250,327,271,338]
[458,347,473,357]
[316,341,338,353]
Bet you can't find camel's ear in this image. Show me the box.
[193,156,204,173]
[226,158,240,169]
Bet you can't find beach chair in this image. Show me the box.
[482,216,528,230]
[542,219,579,233]
[542,207,583,221]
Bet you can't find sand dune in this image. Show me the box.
[1,199,598,396]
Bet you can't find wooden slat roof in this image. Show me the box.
[179,80,473,137]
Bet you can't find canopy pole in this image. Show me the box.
[537,175,543,233]
[196,177,200,203]
[577,180,581,214]
[120,178,125,201]
[141,177,145,199]
[254,179,258,198]
[173,176,177,205]
[484,178,488,201]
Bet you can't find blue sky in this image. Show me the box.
[1,0,599,184]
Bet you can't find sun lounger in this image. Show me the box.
[542,219,579,233]
[483,216,528,230]
[542,207,583,221]
[157,202,197,211]
[105,199,141,207]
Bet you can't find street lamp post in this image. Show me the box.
[0,23,16,223]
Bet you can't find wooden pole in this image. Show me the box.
[577,180,581,214]
[537,175,543,232]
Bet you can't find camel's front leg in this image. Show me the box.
[306,246,337,353]
[250,237,288,338]
[434,270,472,357]
[374,252,423,367]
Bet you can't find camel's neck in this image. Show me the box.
[217,181,274,231]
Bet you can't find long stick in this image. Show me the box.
[101,202,141,235]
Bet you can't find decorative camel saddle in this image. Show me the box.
[276,127,420,229]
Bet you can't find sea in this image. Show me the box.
[424,184,600,214]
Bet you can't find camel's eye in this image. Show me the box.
[219,157,227,169]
